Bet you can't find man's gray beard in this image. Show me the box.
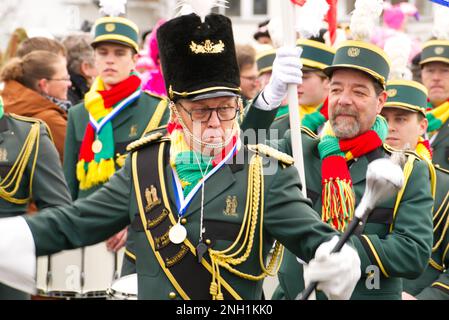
[330,118,361,139]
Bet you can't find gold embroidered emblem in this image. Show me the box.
[435,47,445,55]
[347,47,360,58]
[0,148,8,162]
[145,185,161,212]
[129,125,138,137]
[224,196,238,217]
[387,88,397,98]
[190,40,225,54]
[147,208,169,229]
[165,244,189,267]
[155,229,171,250]
[105,23,116,32]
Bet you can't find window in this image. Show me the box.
[254,0,268,15]
[227,0,241,16]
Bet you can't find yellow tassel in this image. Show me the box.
[209,282,218,299]
[76,160,86,184]
[321,179,355,232]
[84,161,99,189]
[96,158,115,183]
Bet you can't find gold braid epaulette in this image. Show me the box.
[383,143,421,161]
[0,115,41,204]
[126,132,167,152]
[247,144,294,166]
[434,163,449,175]
[143,90,169,102]
[9,113,54,142]
[300,126,319,139]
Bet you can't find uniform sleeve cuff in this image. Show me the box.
[0,216,37,294]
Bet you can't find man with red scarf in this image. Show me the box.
[0,11,361,300]
[262,41,434,300]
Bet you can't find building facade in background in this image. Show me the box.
[0,1,438,60]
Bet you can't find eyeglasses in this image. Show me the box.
[240,75,259,82]
[47,77,71,82]
[177,102,239,123]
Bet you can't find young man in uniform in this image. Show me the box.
[270,39,335,137]
[62,14,170,290]
[420,39,449,170]
[381,80,449,300]
[0,12,361,300]
[255,40,334,139]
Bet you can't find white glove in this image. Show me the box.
[0,217,37,294]
[258,46,303,110]
[303,236,361,300]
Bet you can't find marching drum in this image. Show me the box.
[36,242,124,299]
[107,274,138,300]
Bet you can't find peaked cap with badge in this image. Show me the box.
[384,80,428,115]
[91,16,140,52]
[324,40,391,88]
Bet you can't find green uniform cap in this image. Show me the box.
[296,39,336,70]
[324,40,391,87]
[256,49,276,76]
[256,39,335,76]
[91,16,140,52]
[384,80,428,116]
[419,40,449,66]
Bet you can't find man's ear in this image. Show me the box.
[132,52,139,65]
[376,90,387,114]
[418,116,428,136]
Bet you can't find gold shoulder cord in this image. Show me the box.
[208,153,284,300]
[390,154,416,232]
[0,122,40,204]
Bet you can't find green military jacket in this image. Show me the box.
[64,91,170,200]
[121,96,280,277]
[25,134,340,300]
[431,119,449,171]
[0,114,71,299]
[402,164,449,299]
[269,114,290,140]
[269,130,434,300]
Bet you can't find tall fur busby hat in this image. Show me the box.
[157,2,240,102]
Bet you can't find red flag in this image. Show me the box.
[325,0,337,45]
[290,0,306,6]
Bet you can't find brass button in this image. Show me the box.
[205,239,211,245]
[181,218,187,225]
[169,292,177,299]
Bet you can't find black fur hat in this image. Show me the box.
[157,13,241,101]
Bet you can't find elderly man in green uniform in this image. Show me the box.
[63,14,171,278]
[0,97,71,299]
[263,39,335,137]
[258,40,434,300]
[0,12,362,300]
[380,80,449,300]
[421,39,449,170]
